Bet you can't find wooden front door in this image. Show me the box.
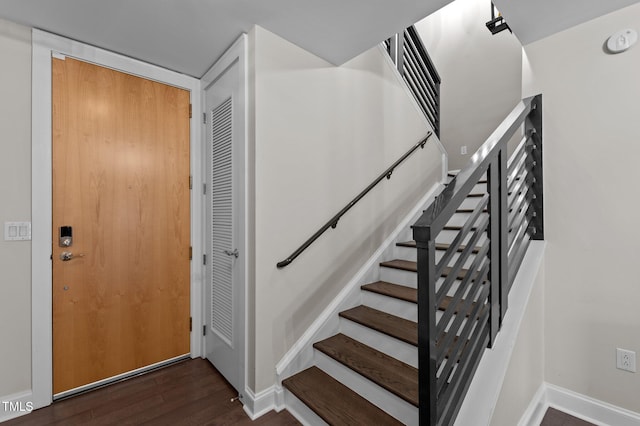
[52,57,191,395]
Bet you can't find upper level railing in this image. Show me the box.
[413,94,543,425]
[277,131,433,268]
[385,26,441,137]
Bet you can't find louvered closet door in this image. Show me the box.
[211,97,234,344]
[204,58,242,393]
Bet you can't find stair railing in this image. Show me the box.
[386,26,441,137]
[277,131,433,268]
[413,94,543,425]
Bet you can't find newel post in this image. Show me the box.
[413,224,437,425]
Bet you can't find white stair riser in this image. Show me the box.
[419,249,479,270]
[474,182,488,192]
[379,267,416,288]
[394,244,417,261]
[284,390,329,426]
[421,196,485,216]
[339,319,418,368]
[445,178,487,191]
[436,229,488,246]
[458,198,485,211]
[361,291,417,322]
[396,243,482,264]
[436,277,463,297]
[314,351,418,425]
[444,212,489,228]
[379,267,467,296]
[395,247,475,268]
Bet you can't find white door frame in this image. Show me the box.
[200,34,251,414]
[31,29,203,408]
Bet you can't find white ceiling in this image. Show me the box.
[0,0,451,78]
[493,0,640,45]
[1,0,638,78]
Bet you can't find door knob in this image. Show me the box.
[222,249,239,258]
[60,251,84,261]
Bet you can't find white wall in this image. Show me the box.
[523,3,640,413]
[249,26,443,392]
[490,258,545,425]
[415,0,522,170]
[0,18,32,399]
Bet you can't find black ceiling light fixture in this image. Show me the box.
[486,2,511,35]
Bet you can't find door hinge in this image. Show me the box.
[189,104,192,118]
[203,183,206,195]
[203,112,207,124]
[189,246,193,260]
[203,325,206,336]
[189,175,193,190]
[190,317,192,332]
[203,254,206,265]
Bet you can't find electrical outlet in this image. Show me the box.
[617,348,636,373]
[461,146,468,155]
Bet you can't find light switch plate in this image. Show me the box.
[4,221,31,241]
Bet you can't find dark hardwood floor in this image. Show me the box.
[540,407,596,426]
[2,359,599,426]
[3,359,300,426]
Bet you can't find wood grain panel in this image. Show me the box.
[52,57,191,394]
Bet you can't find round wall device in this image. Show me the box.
[606,29,638,53]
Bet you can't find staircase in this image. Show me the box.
[279,94,542,425]
[282,173,489,425]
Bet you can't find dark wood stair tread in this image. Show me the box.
[445,180,487,185]
[423,207,487,214]
[380,259,417,272]
[443,225,482,232]
[313,334,419,407]
[361,281,476,316]
[456,208,513,214]
[340,305,417,346]
[455,208,488,213]
[361,281,416,303]
[397,241,480,254]
[380,259,470,280]
[282,366,403,426]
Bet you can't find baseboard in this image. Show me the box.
[0,390,34,423]
[517,383,548,426]
[519,383,640,426]
[275,182,444,382]
[242,385,280,420]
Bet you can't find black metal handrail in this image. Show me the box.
[276,131,433,268]
[386,25,441,137]
[413,95,543,425]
